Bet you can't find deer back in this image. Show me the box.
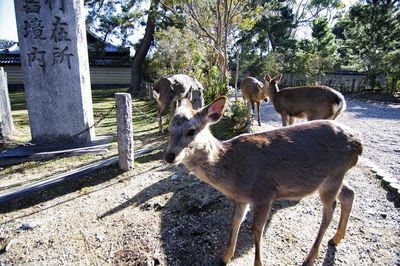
[166,97,362,203]
[153,74,204,115]
[221,121,361,200]
[241,77,268,102]
[275,86,345,116]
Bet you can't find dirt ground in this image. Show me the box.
[1,145,399,265]
[1,93,399,265]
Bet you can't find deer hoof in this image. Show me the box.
[301,260,313,266]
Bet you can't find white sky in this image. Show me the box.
[0,0,18,42]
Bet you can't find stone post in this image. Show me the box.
[14,0,95,145]
[115,93,134,171]
[0,67,14,142]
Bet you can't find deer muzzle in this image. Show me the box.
[164,152,176,163]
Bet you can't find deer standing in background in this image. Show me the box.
[264,74,346,126]
[240,77,269,126]
[164,96,362,266]
[153,74,204,133]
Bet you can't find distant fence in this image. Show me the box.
[281,72,387,92]
[0,65,132,89]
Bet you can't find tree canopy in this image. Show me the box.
[83,0,400,95]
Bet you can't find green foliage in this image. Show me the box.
[210,100,247,140]
[229,100,247,132]
[85,0,146,48]
[339,0,400,90]
[148,26,207,80]
[203,66,230,105]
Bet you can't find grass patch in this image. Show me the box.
[1,87,165,200]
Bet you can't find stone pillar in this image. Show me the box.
[0,68,14,142]
[115,93,134,171]
[14,0,95,145]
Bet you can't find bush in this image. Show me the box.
[229,99,247,132]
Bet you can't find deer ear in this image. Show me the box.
[202,96,227,124]
[177,98,193,109]
[273,74,282,83]
[264,74,272,82]
[152,90,159,100]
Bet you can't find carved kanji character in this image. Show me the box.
[23,0,41,14]
[27,47,46,71]
[45,0,65,12]
[23,18,46,40]
[50,16,71,43]
[52,46,73,69]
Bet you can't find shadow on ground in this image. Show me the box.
[97,167,341,266]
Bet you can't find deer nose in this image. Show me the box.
[164,152,176,163]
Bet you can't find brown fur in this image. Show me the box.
[164,97,362,266]
[264,74,346,126]
[240,77,269,126]
[153,74,204,132]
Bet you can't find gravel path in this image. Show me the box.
[0,95,399,265]
[257,96,400,180]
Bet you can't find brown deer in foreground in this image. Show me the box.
[240,77,269,126]
[153,74,204,133]
[264,74,346,126]
[164,96,362,266]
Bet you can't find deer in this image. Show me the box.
[264,74,346,127]
[152,74,204,133]
[164,96,362,266]
[240,77,269,126]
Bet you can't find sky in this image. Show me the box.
[0,0,18,42]
[0,0,145,55]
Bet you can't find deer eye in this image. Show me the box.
[187,129,195,137]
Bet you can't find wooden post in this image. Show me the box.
[115,93,134,171]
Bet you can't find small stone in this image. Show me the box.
[153,202,164,211]
[18,223,35,231]
[170,175,178,180]
[95,233,105,242]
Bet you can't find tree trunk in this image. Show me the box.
[129,0,160,96]
[391,76,398,94]
[234,46,240,101]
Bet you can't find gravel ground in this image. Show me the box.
[0,94,399,265]
[257,96,400,180]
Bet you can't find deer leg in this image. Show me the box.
[281,113,289,127]
[157,109,163,133]
[288,116,296,125]
[331,184,355,245]
[303,187,338,266]
[246,99,253,125]
[252,202,272,266]
[223,202,249,264]
[256,102,261,126]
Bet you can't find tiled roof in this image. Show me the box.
[0,58,21,64]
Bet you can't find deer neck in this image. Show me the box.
[182,128,228,187]
[267,83,279,103]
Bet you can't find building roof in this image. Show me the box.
[0,31,131,66]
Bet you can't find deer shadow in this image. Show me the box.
[99,164,308,265]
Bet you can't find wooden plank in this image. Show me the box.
[0,147,153,203]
